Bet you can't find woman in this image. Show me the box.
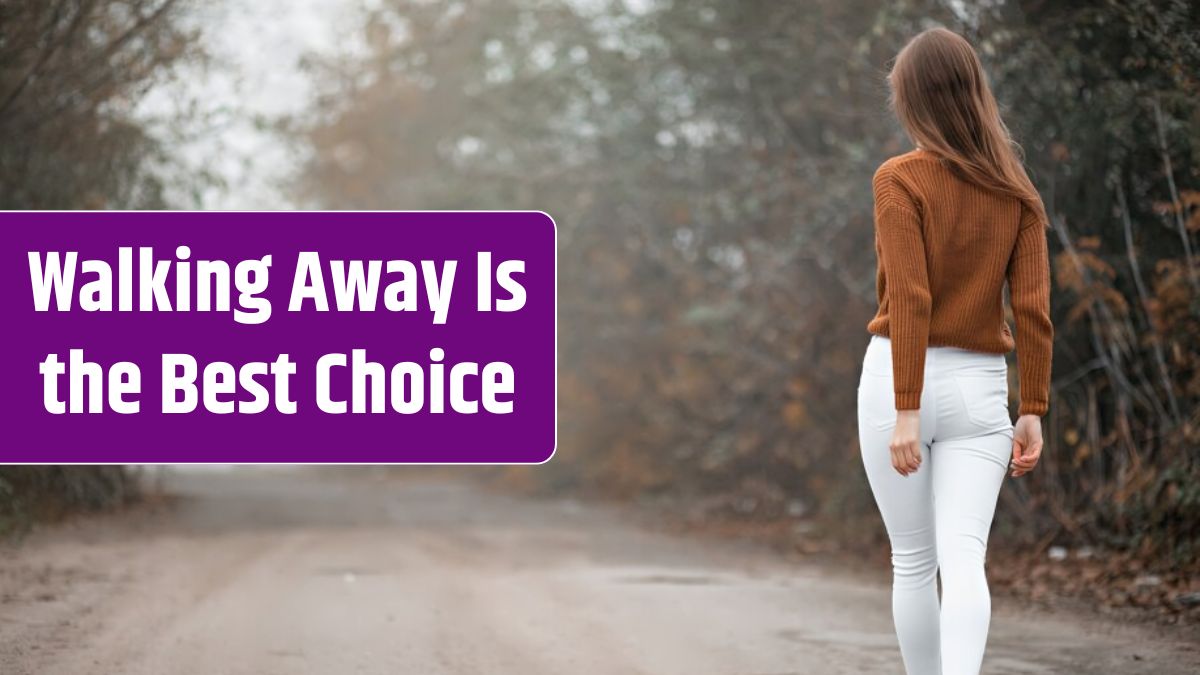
[857,27,1053,675]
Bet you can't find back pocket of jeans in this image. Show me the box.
[953,373,1011,430]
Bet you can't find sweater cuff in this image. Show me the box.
[895,391,922,411]
[1018,400,1048,417]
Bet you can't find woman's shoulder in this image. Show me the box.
[873,148,950,200]
[873,148,935,193]
[875,148,942,178]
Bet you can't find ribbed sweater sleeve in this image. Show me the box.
[873,163,931,410]
[1007,204,1054,416]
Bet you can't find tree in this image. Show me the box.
[0,0,197,531]
[0,0,195,209]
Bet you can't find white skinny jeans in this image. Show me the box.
[857,334,1014,675]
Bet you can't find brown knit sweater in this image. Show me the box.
[867,148,1053,416]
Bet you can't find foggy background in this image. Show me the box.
[1,0,1197,617]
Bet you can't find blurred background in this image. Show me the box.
[1,0,1198,628]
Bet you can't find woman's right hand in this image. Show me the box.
[890,410,923,476]
[1010,414,1044,477]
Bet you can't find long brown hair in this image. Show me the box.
[888,27,1048,226]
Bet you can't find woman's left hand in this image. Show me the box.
[1010,414,1044,477]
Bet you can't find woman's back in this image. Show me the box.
[867,147,1052,417]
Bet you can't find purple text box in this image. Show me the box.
[1,211,556,463]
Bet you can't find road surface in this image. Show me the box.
[0,468,1195,674]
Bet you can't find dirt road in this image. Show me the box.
[0,468,1195,674]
